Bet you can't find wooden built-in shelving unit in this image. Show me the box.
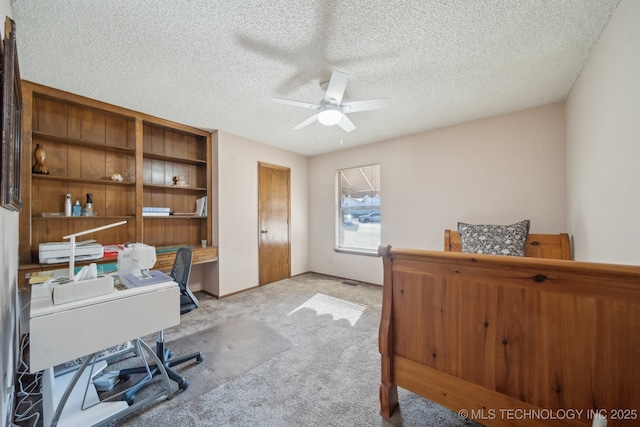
[18,81,215,270]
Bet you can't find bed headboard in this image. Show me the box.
[444,229,571,260]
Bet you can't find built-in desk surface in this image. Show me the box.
[19,245,218,292]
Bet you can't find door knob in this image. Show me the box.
[261,230,268,234]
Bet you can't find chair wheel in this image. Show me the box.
[196,353,205,363]
[178,378,190,391]
[124,395,135,406]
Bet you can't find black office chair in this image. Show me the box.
[118,248,205,404]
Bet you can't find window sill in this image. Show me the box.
[334,248,380,257]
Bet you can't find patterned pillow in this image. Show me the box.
[457,220,530,257]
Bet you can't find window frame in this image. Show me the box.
[335,163,380,255]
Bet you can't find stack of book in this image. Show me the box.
[142,207,170,217]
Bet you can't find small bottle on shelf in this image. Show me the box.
[73,200,81,217]
[85,193,93,216]
[64,194,72,216]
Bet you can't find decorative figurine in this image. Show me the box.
[32,144,49,174]
[111,173,124,182]
[173,175,187,187]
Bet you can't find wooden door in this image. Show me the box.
[258,162,291,285]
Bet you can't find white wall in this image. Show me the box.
[215,131,309,296]
[1,3,19,426]
[309,102,566,285]
[566,0,640,265]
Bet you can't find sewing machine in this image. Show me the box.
[118,243,171,288]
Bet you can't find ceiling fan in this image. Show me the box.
[272,71,390,133]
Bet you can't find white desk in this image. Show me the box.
[29,279,180,427]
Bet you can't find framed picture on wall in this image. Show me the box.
[1,17,23,212]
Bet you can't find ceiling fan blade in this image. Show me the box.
[341,98,390,113]
[293,114,319,130]
[337,114,356,133]
[272,98,321,110]
[324,71,348,105]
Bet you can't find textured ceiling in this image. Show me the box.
[12,0,620,157]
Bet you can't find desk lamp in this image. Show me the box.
[63,220,127,280]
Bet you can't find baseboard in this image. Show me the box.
[214,285,260,300]
[199,290,220,299]
[305,271,382,288]
[206,272,381,300]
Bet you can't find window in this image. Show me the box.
[336,164,380,254]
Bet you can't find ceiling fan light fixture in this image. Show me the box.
[318,108,342,126]
[273,70,389,133]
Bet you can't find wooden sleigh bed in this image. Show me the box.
[378,231,640,426]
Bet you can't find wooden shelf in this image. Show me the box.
[33,215,135,220]
[143,183,207,191]
[143,151,206,165]
[32,174,135,186]
[33,131,135,154]
[142,216,207,219]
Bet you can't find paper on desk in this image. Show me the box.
[29,271,54,285]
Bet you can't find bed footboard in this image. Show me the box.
[378,245,640,426]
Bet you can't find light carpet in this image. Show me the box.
[111,316,292,425]
[113,273,482,427]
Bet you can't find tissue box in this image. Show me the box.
[52,276,114,305]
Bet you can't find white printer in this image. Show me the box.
[39,240,104,264]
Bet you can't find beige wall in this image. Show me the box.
[566,0,640,265]
[0,210,18,427]
[309,102,567,284]
[215,131,309,296]
[1,2,18,425]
